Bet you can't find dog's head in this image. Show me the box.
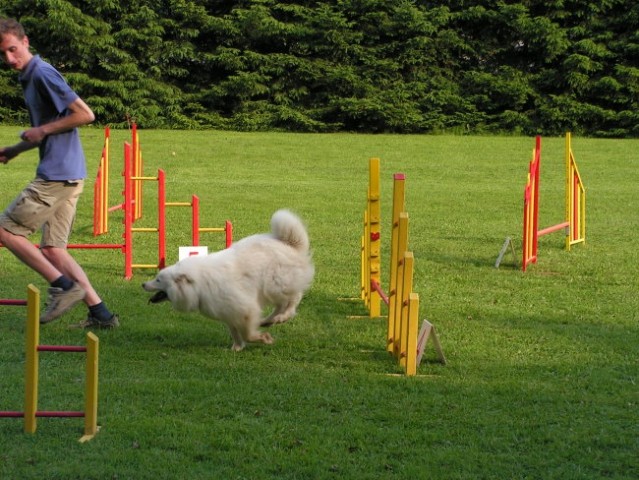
[142,266,199,312]
[142,269,170,302]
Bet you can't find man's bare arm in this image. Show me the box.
[0,140,38,164]
[19,97,95,144]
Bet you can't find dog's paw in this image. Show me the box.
[272,312,295,325]
[260,332,274,344]
[231,343,245,352]
[271,314,287,325]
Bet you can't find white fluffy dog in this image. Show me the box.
[142,209,314,351]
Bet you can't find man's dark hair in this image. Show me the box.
[0,18,26,41]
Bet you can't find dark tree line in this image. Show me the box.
[1,0,638,136]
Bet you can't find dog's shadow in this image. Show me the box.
[127,310,231,350]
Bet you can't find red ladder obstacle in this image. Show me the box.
[92,125,233,279]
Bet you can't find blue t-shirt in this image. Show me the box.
[19,55,87,181]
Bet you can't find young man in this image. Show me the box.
[0,18,119,328]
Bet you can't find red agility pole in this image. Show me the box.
[370,279,389,305]
[0,299,28,306]
[125,142,167,278]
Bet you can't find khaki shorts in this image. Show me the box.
[0,178,84,248]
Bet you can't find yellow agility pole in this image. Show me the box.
[80,333,100,443]
[391,213,409,356]
[368,157,381,317]
[362,158,382,317]
[565,132,586,250]
[360,212,367,301]
[132,123,144,221]
[398,251,414,368]
[102,127,109,232]
[23,284,40,434]
[386,174,405,352]
[405,292,420,376]
[93,127,110,235]
[93,124,144,236]
[361,211,376,305]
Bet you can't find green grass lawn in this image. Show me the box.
[0,126,637,479]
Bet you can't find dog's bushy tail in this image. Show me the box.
[271,209,310,253]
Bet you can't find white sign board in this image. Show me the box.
[179,246,208,261]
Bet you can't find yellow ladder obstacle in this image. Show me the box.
[360,160,445,375]
[0,285,100,442]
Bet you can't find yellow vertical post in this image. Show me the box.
[132,124,143,221]
[578,173,586,244]
[387,174,405,352]
[24,284,40,434]
[362,210,370,303]
[368,158,381,318]
[80,333,100,443]
[405,293,420,376]
[393,255,405,359]
[524,175,530,259]
[393,213,409,356]
[360,223,366,301]
[565,132,586,249]
[102,127,110,234]
[398,251,414,368]
[137,140,144,221]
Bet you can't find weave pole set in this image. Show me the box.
[361,159,445,376]
[92,125,233,279]
[522,133,586,272]
[360,135,587,371]
[0,285,99,442]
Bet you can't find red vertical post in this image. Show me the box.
[225,221,233,248]
[531,136,541,261]
[523,184,527,271]
[157,169,166,270]
[192,195,200,246]
[123,142,133,280]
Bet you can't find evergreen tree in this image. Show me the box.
[0,0,637,135]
